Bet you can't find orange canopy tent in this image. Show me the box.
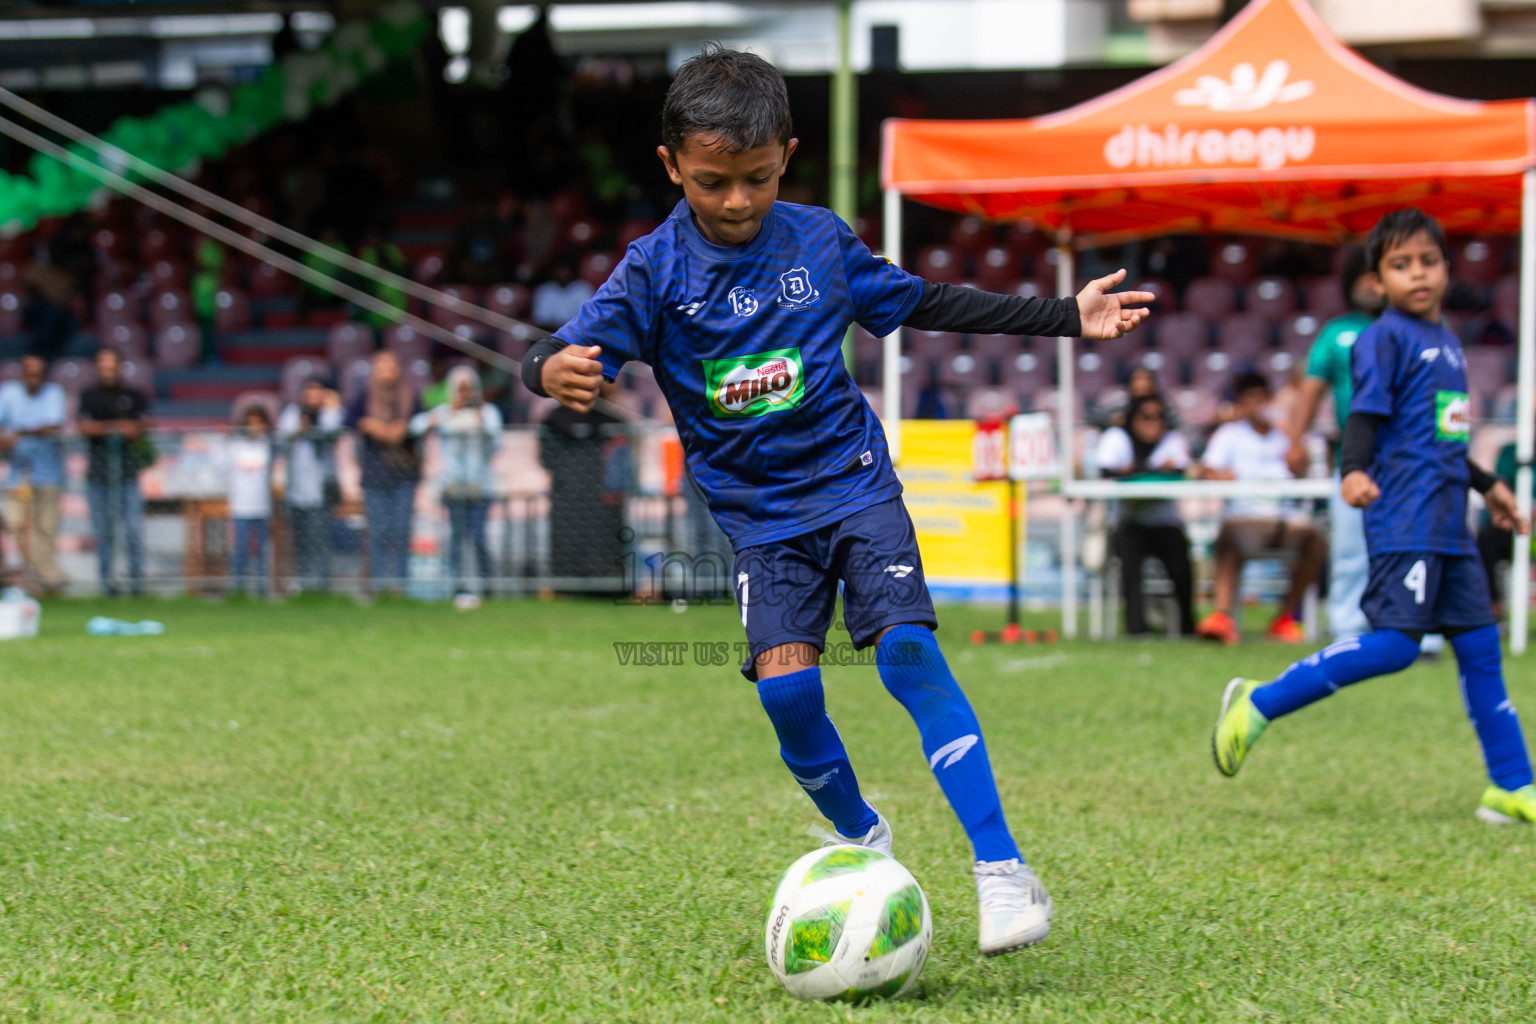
[879,0,1536,643]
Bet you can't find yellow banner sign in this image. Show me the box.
[895,421,1017,599]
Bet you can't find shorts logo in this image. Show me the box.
[883,564,914,579]
[777,267,821,310]
[727,286,759,317]
[703,347,806,418]
[1435,390,1470,441]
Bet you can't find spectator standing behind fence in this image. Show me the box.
[1196,372,1327,645]
[278,378,343,592]
[531,260,595,330]
[228,404,274,596]
[346,350,422,594]
[0,354,68,596]
[78,347,150,596]
[540,380,628,590]
[1095,393,1196,636]
[411,365,502,601]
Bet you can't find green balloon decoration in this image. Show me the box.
[0,0,425,236]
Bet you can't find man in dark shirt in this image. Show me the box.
[78,347,150,595]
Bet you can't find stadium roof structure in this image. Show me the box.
[880,0,1536,245]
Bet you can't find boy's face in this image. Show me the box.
[1349,272,1386,315]
[1374,230,1447,320]
[658,135,798,247]
[1234,386,1271,427]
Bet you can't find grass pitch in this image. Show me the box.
[2,597,1534,1023]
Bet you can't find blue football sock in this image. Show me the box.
[876,624,1021,863]
[757,667,879,838]
[1250,629,1420,720]
[1452,625,1535,792]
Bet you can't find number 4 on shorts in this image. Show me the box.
[1404,559,1427,605]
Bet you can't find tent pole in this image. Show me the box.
[882,186,903,462]
[1056,232,1077,639]
[1513,167,1536,654]
[832,0,856,373]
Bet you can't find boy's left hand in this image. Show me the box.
[1485,480,1529,535]
[1076,269,1155,340]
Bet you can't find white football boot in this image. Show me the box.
[974,859,1053,955]
[824,803,894,856]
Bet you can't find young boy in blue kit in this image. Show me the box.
[1213,208,1536,824]
[522,45,1153,954]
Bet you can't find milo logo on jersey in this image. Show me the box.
[703,347,806,418]
[1436,390,1470,441]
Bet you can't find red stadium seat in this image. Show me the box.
[49,358,94,394]
[153,323,201,369]
[148,259,187,293]
[905,329,960,361]
[95,290,140,329]
[1192,350,1239,392]
[1151,312,1210,360]
[937,351,985,390]
[1216,314,1272,361]
[974,247,1019,291]
[1300,275,1347,320]
[119,358,155,397]
[213,289,252,333]
[414,252,448,285]
[962,387,1019,422]
[150,289,192,329]
[1210,239,1257,286]
[1001,348,1051,398]
[1183,277,1236,319]
[248,261,293,300]
[1244,276,1297,321]
[140,228,174,262]
[1132,277,1176,310]
[0,288,23,334]
[914,245,963,284]
[1280,313,1322,358]
[402,357,433,396]
[384,325,431,364]
[486,283,530,319]
[1465,347,1513,394]
[949,216,990,256]
[497,333,531,362]
[427,284,481,331]
[0,261,22,290]
[567,219,600,247]
[1451,237,1502,287]
[1072,347,1114,396]
[327,322,374,368]
[616,219,659,249]
[578,250,621,288]
[281,356,332,402]
[102,322,149,359]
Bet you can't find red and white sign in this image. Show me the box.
[972,422,1006,482]
[1008,413,1059,481]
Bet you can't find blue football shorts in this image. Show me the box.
[731,497,937,680]
[1361,550,1496,634]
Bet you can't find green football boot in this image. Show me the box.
[1212,678,1270,778]
[1476,784,1536,824]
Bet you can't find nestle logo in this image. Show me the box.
[757,360,787,377]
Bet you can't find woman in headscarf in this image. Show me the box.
[1094,392,1196,636]
[412,365,502,601]
[346,350,421,593]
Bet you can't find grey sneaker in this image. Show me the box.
[975,859,1052,955]
[825,803,894,856]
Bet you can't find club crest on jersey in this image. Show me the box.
[776,267,821,310]
[727,286,759,317]
[702,347,806,418]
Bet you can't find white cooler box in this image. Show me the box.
[0,595,40,639]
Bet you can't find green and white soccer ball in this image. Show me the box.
[764,844,932,1002]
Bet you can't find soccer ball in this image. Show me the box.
[763,844,932,1001]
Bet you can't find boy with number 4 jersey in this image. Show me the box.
[1213,208,1536,825]
[522,45,1153,954]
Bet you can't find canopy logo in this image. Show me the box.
[703,347,806,418]
[1174,60,1314,112]
[1105,123,1315,171]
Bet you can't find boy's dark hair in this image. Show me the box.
[1338,245,1371,309]
[241,403,272,427]
[1366,208,1445,271]
[1232,371,1271,397]
[661,43,792,155]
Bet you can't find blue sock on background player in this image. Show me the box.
[757,667,880,838]
[876,624,1021,863]
[1452,625,1534,791]
[1250,629,1421,720]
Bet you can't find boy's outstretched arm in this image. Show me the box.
[902,269,1153,340]
[522,341,604,412]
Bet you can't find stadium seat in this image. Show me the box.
[384,325,431,364]
[1169,386,1219,427]
[148,259,187,293]
[906,329,960,361]
[1072,347,1114,397]
[102,322,149,360]
[1183,277,1236,319]
[281,356,333,402]
[140,228,174,262]
[1192,350,1238,392]
[938,351,985,390]
[915,245,964,284]
[1265,349,1300,377]
[1451,237,1502,287]
[1300,275,1347,320]
[974,247,1019,291]
[0,262,22,291]
[1210,239,1257,285]
[963,387,1018,421]
[1132,277,1176,310]
[1465,347,1514,394]
[497,332,531,362]
[326,322,374,368]
[1010,279,1049,300]
[568,219,600,247]
[1492,274,1519,330]
[427,284,481,331]
[1244,276,1297,321]
[339,356,373,404]
[949,216,990,256]
[153,323,201,369]
[1216,314,1272,360]
[213,289,252,333]
[616,219,659,249]
[119,358,155,397]
[1001,348,1051,398]
[486,283,531,320]
[150,289,191,329]
[49,358,94,394]
[1279,313,1322,358]
[414,252,447,285]
[578,250,621,288]
[852,326,884,368]
[0,359,18,382]
[95,290,140,329]
[1151,312,1210,361]
[0,288,22,334]
[403,357,433,396]
[248,261,293,300]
